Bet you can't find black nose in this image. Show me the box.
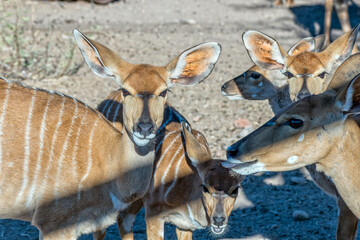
[213,216,225,226]
[136,122,154,137]
[297,90,310,99]
[226,145,238,159]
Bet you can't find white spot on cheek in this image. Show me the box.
[298,134,304,142]
[287,156,298,164]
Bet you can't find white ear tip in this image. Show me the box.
[73,29,84,42]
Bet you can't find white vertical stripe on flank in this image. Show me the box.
[72,108,89,199]
[155,130,178,154]
[39,96,66,199]
[54,98,78,198]
[78,118,99,200]
[164,154,184,202]
[155,134,181,171]
[27,94,53,206]
[0,82,12,172]
[161,139,183,186]
[16,90,37,204]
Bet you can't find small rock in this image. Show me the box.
[233,118,252,128]
[179,19,196,25]
[292,210,310,221]
[290,176,307,185]
[192,115,201,122]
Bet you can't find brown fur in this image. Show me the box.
[225,74,360,220]
[242,25,359,101]
[222,34,359,239]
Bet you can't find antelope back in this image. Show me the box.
[0,77,121,218]
[242,25,359,101]
[74,29,221,147]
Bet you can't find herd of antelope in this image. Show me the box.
[1,4,360,240]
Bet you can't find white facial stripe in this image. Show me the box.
[298,134,304,142]
[287,156,298,164]
[296,74,314,77]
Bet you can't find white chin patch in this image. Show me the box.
[231,161,266,175]
[132,132,155,146]
[211,225,226,235]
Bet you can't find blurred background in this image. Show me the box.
[1,0,360,239]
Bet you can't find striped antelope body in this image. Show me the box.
[94,95,243,240]
[0,30,220,239]
[221,33,360,240]
[0,76,154,239]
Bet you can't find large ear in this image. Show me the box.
[335,73,360,114]
[166,42,221,87]
[181,122,212,168]
[242,30,287,70]
[321,24,360,69]
[327,54,360,90]
[288,37,316,56]
[313,34,326,52]
[73,29,131,85]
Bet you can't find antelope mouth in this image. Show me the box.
[132,132,156,146]
[222,159,262,175]
[221,90,244,100]
[210,224,226,235]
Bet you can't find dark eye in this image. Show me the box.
[159,90,167,97]
[230,187,239,196]
[250,72,261,79]
[287,118,303,129]
[284,71,294,79]
[202,185,210,193]
[318,72,326,79]
[122,89,131,97]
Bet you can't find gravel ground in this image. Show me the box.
[1,0,360,239]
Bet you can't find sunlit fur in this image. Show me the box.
[226,75,360,220]
[223,36,360,240]
[242,25,359,101]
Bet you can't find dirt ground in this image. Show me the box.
[1,0,360,239]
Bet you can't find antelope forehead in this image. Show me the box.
[288,53,324,75]
[123,67,168,94]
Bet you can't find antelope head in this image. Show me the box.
[242,24,359,101]
[221,35,325,101]
[182,123,243,235]
[223,73,360,176]
[74,30,221,147]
